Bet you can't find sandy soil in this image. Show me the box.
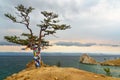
[5,66,120,80]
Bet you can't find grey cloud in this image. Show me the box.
[55,41,96,47]
[99,44,120,47]
[55,41,120,47]
[1,0,120,43]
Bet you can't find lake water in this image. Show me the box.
[0,52,120,80]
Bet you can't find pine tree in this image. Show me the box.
[4,4,70,66]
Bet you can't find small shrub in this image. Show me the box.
[103,67,112,76]
[56,61,61,67]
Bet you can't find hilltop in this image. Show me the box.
[5,66,120,80]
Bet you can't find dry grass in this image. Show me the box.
[5,66,120,80]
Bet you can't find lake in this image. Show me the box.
[0,52,120,80]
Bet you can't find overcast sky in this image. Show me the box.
[0,0,120,46]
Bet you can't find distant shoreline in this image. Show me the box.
[0,45,120,55]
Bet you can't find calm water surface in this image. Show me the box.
[0,52,120,80]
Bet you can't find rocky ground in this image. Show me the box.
[80,53,98,64]
[5,66,120,80]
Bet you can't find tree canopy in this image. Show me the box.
[4,4,71,49]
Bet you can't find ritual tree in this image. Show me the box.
[4,4,70,67]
